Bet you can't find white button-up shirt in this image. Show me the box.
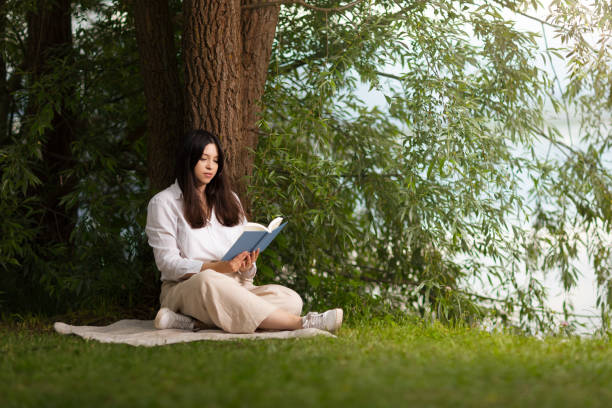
[145,181,255,282]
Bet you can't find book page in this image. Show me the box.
[267,217,283,231]
[243,222,268,232]
[243,217,283,232]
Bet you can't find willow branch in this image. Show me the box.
[376,71,403,81]
[514,9,596,52]
[242,0,365,13]
[513,10,562,30]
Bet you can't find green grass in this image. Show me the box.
[2,320,612,407]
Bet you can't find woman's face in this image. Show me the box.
[193,143,219,189]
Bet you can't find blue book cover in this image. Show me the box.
[222,218,287,261]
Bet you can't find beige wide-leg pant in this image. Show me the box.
[160,269,303,333]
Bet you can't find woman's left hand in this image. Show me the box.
[239,248,260,273]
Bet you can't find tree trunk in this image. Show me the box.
[26,0,75,243]
[182,0,243,187]
[239,1,280,210]
[131,0,184,192]
[134,0,280,210]
[182,0,279,209]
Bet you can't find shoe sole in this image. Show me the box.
[154,308,170,329]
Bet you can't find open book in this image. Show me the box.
[221,217,287,261]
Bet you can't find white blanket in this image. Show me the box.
[54,319,334,347]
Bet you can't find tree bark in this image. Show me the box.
[131,0,184,192]
[26,0,75,243]
[182,0,279,210]
[239,1,280,208]
[182,0,243,186]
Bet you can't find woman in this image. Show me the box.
[145,129,343,333]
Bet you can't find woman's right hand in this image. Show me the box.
[220,252,250,274]
[199,252,250,274]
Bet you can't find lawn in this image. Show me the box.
[2,320,612,407]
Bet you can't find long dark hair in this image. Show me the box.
[176,129,244,228]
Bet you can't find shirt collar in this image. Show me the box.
[169,179,183,200]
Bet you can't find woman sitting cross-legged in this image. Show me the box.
[145,129,342,334]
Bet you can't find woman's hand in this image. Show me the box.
[225,251,249,273]
[239,249,259,274]
[198,250,259,275]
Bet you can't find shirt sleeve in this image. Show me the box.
[145,197,203,281]
[240,263,257,279]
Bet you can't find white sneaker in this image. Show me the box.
[301,308,343,333]
[154,308,195,330]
